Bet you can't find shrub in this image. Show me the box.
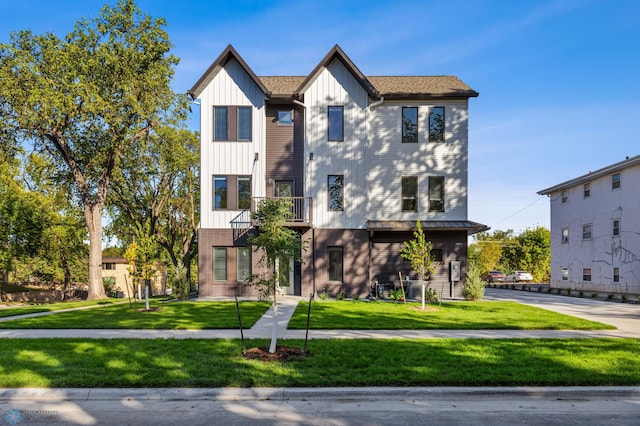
[319,291,328,301]
[425,288,439,303]
[336,291,344,301]
[462,264,485,301]
[352,293,360,302]
[102,277,116,294]
[168,261,190,301]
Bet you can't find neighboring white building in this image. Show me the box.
[190,44,487,298]
[538,155,640,295]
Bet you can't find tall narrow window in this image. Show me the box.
[428,176,444,212]
[237,107,252,141]
[328,106,344,141]
[402,107,418,143]
[429,106,445,143]
[237,176,252,210]
[213,107,228,141]
[401,176,418,212]
[561,228,569,243]
[237,247,251,282]
[213,176,227,209]
[612,172,621,189]
[582,268,591,282]
[561,190,568,204]
[582,224,592,240]
[562,268,568,281]
[613,219,620,236]
[583,183,590,198]
[613,267,620,283]
[328,175,344,211]
[328,246,343,282]
[213,248,227,281]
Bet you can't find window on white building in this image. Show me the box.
[561,190,568,204]
[613,267,620,283]
[612,172,621,190]
[582,268,591,281]
[429,107,445,143]
[561,268,568,281]
[402,107,418,143]
[582,224,592,240]
[583,183,590,198]
[613,219,620,237]
[328,106,344,141]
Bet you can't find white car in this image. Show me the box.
[506,271,533,282]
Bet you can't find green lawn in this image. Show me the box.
[0,338,638,387]
[0,299,119,318]
[288,300,615,330]
[0,301,271,329]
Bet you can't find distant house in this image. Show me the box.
[189,44,487,299]
[101,257,166,297]
[538,155,640,295]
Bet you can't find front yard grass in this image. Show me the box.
[0,338,637,387]
[287,300,615,330]
[0,299,119,318]
[0,301,271,329]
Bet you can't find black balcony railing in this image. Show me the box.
[251,197,312,227]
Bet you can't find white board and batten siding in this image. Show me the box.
[197,58,267,229]
[303,60,369,230]
[367,100,470,221]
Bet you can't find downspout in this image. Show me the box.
[366,97,384,291]
[293,98,315,295]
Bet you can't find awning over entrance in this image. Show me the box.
[367,220,489,235]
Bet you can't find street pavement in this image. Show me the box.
[1,289,639,425]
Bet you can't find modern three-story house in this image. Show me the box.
[189,44,487,299]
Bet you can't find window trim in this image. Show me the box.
[428,176,445,212]
[401,176,418,212]
[402,107,418,143]
[237,106,252,141]
[328,246,344,282]
[612,172,621,190]
[213,106,228,141]
[277,110,294,126]
[213,247,227,281]
[582,224,592,240]
[327,175,344,211]
[328,106,344,142]
[582,267,591,282]
[213,176,228,210]
[237,176,252,210]
[428,106,445,143]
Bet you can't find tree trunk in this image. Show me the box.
[85,204,107,300]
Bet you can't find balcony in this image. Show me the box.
[251,197,312,228]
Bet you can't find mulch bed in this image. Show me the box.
[242,346,307,362]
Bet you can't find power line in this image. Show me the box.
[490,196,545,229]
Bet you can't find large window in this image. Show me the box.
[213,248,227,281]
[328,175,344,211]
[402,107,418,143]
[237,247,252,282]
[237,107,252,141]
[582,224,592,240]
[328,246,343,282]
[401,176,418,212]
[213,107,228,141]
[429,106,445,143]
[328,106,344,141]
[213,176,227,209]
[612,173,621,189]
[238,176,252,210]
[428,176,444,212]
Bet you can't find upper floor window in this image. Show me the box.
[582,224,592,240]
[238,176,252,210]
[328,106,344,141]
[213,176,227,209]
[278,110,293,126]
[428,176,445,212]
[612,172,621,190]
[429,106,445,143]
[402,107,418,143]
[328,246,344,282]
[237,107,252,141]
[561,228,569,243]
[583,183,590,198]
[213,107,228,141]
[213,106,252,141]
[328,175,344,211]
[401,176,418,211]
[561,190,568,204]
[613,219,620,237]
[102,263,116,270]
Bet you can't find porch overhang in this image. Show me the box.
[367,220,489,235]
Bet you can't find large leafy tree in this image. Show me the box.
[0,0,188,299]
[107,125,199,284]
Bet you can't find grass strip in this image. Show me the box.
[287,300,615,330]
[0,338,637,387]
[0,301,271,329]
[0,299,119,318]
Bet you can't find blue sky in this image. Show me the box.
[2,0,639,235]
